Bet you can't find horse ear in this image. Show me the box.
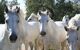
[46,10,52,17]
[47,10,50,15]
[38,10,42,15]
[77,27,79,31]
[37,12,41,20]
[16,6,20,13]
[5,5,8,13]
[64,26,69,31]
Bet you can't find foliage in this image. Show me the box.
[53,0,74,20]
[26,0,80,20]
[10,0,19,5]
[26,0,54,18]
[0,0,5,23]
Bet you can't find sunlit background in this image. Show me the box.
[7,0,25,8]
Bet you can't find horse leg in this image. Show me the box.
[55,43,61,50]
[29,42,34,50]
[43,41,49,50]
[77,45,80,50]
[18,40,23,50]
[43,45,48,50]
[24,40,28,50]
[35,38,44,50]
[61,41,65,50]
[68,42,77,50]
[61,40,68,50]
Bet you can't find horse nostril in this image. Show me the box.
[9,33,17,43]
[40,31,46,36]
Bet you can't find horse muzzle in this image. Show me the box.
[40,31,46,36]
[9,33,17,43]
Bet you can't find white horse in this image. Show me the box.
[25,13,40,50]
[66,14,80,50]
[4,5,41,50]
[54,15,69,50]
[0,6,19,50]
[17,6,41,50]
[2,5,22,50]
[55,15,69,27]
[37,9,68,50]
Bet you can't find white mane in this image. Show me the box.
[68,14,80,29]
[27,13,38,22]
[18,8,25,20]
[73,14,80,20]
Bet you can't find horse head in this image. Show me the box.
[4,5,20,43]
[37,9,51,36]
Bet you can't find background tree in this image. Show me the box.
[26,0,80,20]
[10,0,19,5]
[26,0,55,18]
[53,0,74,20]
[0,0,6,23]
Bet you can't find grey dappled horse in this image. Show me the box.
[66,14,80,50]
[64,26,78,50]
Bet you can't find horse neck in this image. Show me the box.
[20,15,25,23]
[17,11,26,34]
[18,10,26,24]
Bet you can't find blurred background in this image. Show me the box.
[0,0,80,23]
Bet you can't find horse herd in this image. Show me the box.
[0,5,80,50]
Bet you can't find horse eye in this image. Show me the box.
[6,20,8,23]
[29,19,32,20]
[47,20,49,22]
[39,20,40,22]
[17,20,19,23]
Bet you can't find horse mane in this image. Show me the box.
[73,14,80,20]
[17,8,26,21]
[68,14,80,29]
[62,15,66,21]
[27,13,38,21]
[39,6,54,18]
